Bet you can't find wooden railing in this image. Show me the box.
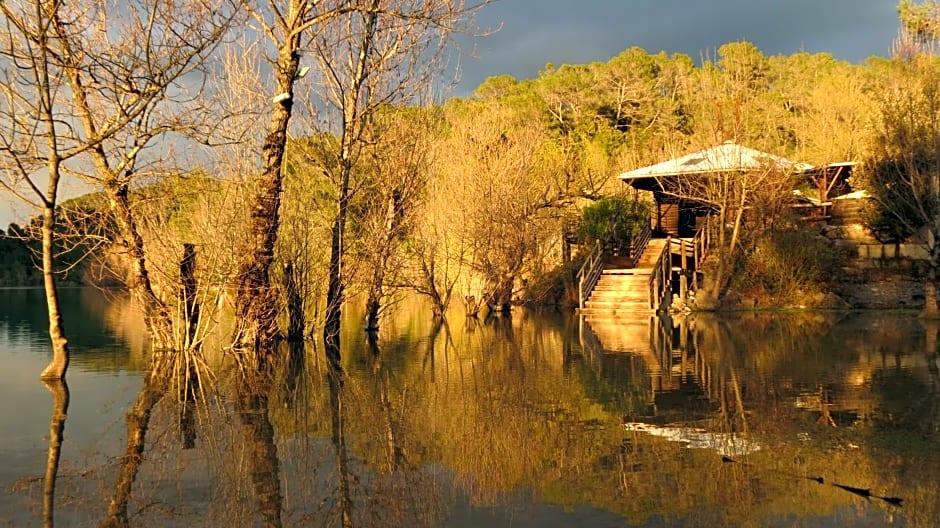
[690,217,714,291]
[648,235,672,311]
[663,218,716,301]
[577,239,604,310]
[629,222,652,266]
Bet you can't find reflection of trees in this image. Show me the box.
[101,365,169,528]
[43,305,938,527]
[235,365,284,528]
[42,380,68,528]
[326,341,353,528]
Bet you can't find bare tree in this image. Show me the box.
[0,0,237,378]
[229,0,351,356]
[666,157,797,306]
[438,100,555,312]
[356,109,436,331]
[311,0,486,344]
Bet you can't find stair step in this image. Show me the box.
[587,304,650,309]
[594,284,649,293]
[579,307,654,315]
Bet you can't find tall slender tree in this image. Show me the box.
[311,0,486,343]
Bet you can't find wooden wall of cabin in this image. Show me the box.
[654,200,698,238]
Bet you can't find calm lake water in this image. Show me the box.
[1,288,939,527]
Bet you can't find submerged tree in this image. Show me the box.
[310,0,486,343]
[355,109,436,332]
[439,99,555,312]
[0,0,237,379]
[230,0,343,356]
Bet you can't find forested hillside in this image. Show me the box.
[0,41,921,304]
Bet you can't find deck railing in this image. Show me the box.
[577,239,604,310]
[690,217,714,291]
[629,222,652,265]
[648,235,672,311]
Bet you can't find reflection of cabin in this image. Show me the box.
[577,141,855,314]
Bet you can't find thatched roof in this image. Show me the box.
[619,141,814,181]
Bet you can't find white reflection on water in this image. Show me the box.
[624,422,761,457]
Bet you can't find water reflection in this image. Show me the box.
[5,292,940,526]
[42,379,68,528]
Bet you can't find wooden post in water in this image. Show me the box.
[180,243,199,349]
[179,243,199,449]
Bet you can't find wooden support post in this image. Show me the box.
[680,273,688,302]
[579,276,585,310]
[180,243,199,349]
[652,276,659,310]
[179,243,200,449]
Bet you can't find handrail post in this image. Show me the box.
[579,275,585,309]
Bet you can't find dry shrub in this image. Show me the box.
[733,229,846,303]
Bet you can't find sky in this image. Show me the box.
[0,0,905,229]
[456,0,901,95]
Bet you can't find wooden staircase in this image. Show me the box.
[580,239,667,315]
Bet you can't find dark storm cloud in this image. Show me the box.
[458,0,900,94]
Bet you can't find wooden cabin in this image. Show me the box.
[578,142,822,314]
[618,141,816,237]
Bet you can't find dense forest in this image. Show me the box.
[4,0,940,379]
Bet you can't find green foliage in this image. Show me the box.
[130,171,223,239]
[864,157,933,242]
[577,195,649,245]
[0,214,99,286]
[0,224,40,286]
[858,57,940,243]
[899,0,940,43]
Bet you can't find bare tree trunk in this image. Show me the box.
[282,263,306,341]
[42,379,69,528]
[365,189,405,332]
[101,181,173,348]
[40,204,69,380]
[324,0,382,346]
[325,199,349,344]
[180,244,200,349]
[234,2,308,354]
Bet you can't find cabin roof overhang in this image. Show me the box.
[618,141,815,189]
